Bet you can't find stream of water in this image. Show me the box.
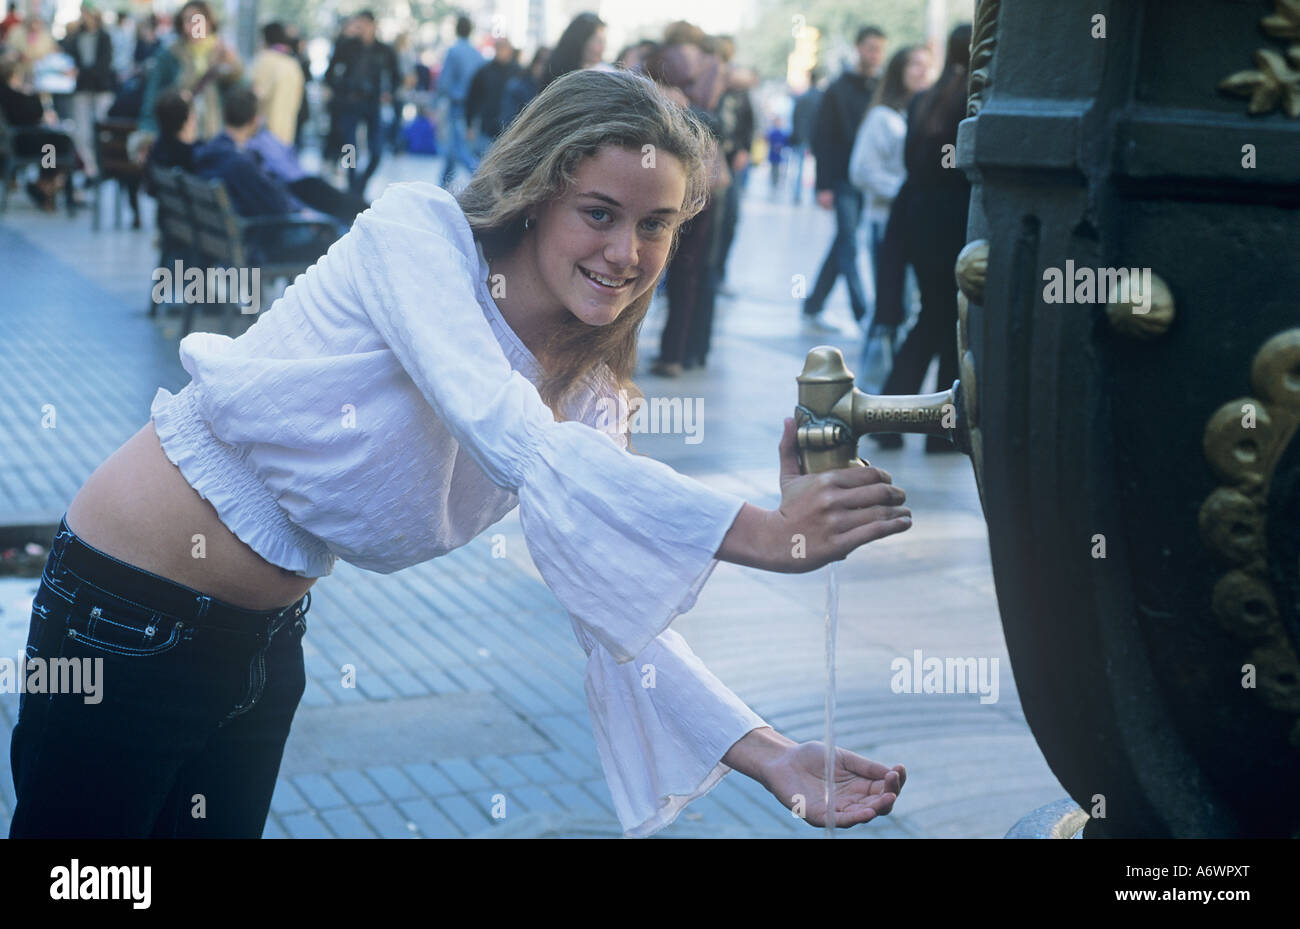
[824,560,839,837]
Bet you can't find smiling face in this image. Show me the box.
[526,145,686,331]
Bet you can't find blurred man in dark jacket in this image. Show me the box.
[711,53,756,296]
[466,37,517,146]
[324,9,399,196]
[642,23,730,376]
[802,26,885,333]
[788,67,823,204]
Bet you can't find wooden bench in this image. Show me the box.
[172,172,341,336]
[91,118,143,230]
[146,164,198,322]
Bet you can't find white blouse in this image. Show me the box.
[148,181,769,837]
[849,104,908,222]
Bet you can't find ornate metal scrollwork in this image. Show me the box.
[967,0,1001,117]
[956,292,984,493]
[1199,328,1300,747]
[1218,0,1300,117]
[955,239,989,305]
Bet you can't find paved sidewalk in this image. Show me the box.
[0,157,1067,838]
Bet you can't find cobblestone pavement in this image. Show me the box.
[0,155,1067,838]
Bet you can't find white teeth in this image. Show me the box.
[582,268,629,287]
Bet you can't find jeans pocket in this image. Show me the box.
[63,598,187,659]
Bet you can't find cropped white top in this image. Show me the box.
[148,181,768,837]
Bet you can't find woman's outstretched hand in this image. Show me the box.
[766,417,911,572]
[763,741,907,829]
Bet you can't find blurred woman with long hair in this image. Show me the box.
[136,0,242,144]
[850,43,931,391]
[541,12,612,90]
[870,24,972,453]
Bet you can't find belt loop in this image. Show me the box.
[195,594,211,625]
[48,535,62,575]
[50,519,71,570]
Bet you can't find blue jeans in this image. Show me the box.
[788,145,809,203]
[337,103,384,197]
[868,216,886,269]
[804,181,869,322]
[8,516,310,838]
[440,102,479,187]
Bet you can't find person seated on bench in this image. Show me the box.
[143,90,197,195]
[194,85,346,261]
[0,56,77,211]
[244,121,370,225]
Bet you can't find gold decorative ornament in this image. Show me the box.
[957,293,984,496]
[1219,1,1300,118]
[1220,48,1300,117]
[967,0,1001,117]
[955,239,989,304]
[1199,328,1300,746]
[1262,0,1300,41]
[1105,272,1175,340]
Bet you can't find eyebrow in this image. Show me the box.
[576,191,681,215]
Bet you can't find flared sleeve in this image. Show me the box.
[571,616,769,837]
[344,182,747,662]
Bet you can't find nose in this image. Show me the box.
[604,223,639,271]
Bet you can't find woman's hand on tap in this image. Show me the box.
[766,417,911,572]
[713,419,911,572]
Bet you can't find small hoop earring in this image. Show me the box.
[523,216,535,231]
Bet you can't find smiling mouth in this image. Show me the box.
[579,266,636,290]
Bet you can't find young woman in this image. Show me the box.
[136,0,242,144]
[61,5,117,179]
[870,25,972,453]
[850,44,931,392]
[541,12,611,90]
[9,69,910,839]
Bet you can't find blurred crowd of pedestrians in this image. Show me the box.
[1,3,974,413]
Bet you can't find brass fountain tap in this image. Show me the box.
[795,346,971,473]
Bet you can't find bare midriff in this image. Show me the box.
[64,421,318,611]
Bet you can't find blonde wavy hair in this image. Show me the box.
[456,67,717,425]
